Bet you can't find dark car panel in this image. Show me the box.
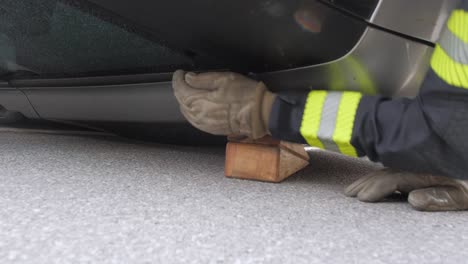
[87,0,369,72]
[1,0,371,77]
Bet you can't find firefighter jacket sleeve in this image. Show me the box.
[268,2,468,180]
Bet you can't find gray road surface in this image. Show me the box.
[0,128,467,264]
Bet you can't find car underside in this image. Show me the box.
[0,0,456,143]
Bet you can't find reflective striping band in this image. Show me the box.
[300,91,361,157]
[300,91,327,149]
[439,28,468,65]
[447,10,468,43]
[431,45,468,89]
[430,8,468,89]
[317,92,342,153]
[333,92,362,157]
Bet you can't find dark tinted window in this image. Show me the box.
[0,0,215,79]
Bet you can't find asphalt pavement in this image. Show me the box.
[0,125,467,264]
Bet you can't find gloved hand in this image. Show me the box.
[345,168,468,211]
[172,70,277,139]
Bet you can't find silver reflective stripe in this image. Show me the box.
[317,92,341,153]
[439,28,468,65]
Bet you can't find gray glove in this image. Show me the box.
[172,70,277,139]
[345,168,468,211]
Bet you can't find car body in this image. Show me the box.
[0,0,456,142]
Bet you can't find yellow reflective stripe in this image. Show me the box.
[447,10,468,43]
[300,91,326,149]
[431,45,468,89]
[300,91,362,157]
[431,9,468,89]
[333,92,362,157]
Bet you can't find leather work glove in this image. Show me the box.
[172,70,277,139]
[345,168,468,211]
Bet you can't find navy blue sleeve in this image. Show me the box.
[352,70,468,179]
[268,92,308,144]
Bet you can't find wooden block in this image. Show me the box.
[225,136,309,183]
